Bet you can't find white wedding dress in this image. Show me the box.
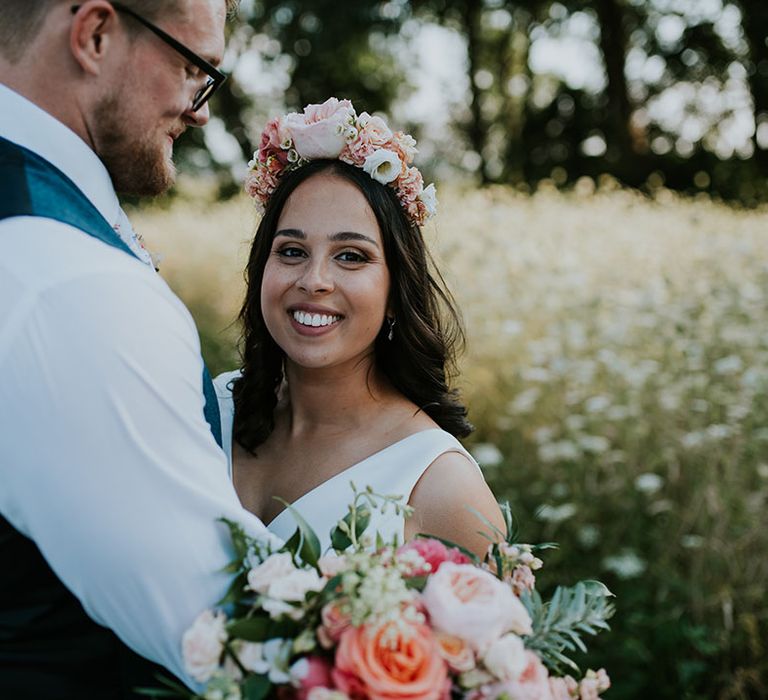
[214,370,481,550]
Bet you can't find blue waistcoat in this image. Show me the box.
[0,134,222,697]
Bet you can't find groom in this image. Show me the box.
[0,1,274,697]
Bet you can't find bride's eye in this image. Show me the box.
[336,250,368,264]
[276,246,306,261]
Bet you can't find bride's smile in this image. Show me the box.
[261,172,391,371]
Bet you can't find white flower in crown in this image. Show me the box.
[419,183,438,219]
[363,149,402,185]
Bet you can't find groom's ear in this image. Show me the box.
[69,2,121,76]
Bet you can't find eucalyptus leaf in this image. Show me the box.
[217,571,248,607]
[227,616,270,642]
[275,498,321,568]
[330,504,371,551]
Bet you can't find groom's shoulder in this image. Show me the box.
[0,216,195,339]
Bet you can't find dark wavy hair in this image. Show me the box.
[232,159,472,454]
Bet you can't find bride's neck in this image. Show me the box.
[280,356,395,436]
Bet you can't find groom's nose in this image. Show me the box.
[183,101,210,128]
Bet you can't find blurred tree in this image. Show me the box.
[732,0,768,168]
[251,0,405,110]
[169,0,767,203]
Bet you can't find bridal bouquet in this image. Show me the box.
[147,488,614,700]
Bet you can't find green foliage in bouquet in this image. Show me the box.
[141,486,614,700]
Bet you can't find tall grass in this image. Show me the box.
[135,183,768,699]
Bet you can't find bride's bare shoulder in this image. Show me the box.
[405,449,506,558]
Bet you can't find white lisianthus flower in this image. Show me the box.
[268,568,324,602]
[236,641,270,674]
[247,552,296,594]
[418,183,438,218]
[262,597,301,620]
[483,633,527,681]
[262,638,294,684]
[363,149,402,184]
[182,609,228,683]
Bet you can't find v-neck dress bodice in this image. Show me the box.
[214,370,481,550]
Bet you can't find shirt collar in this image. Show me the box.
[0,83,122,227]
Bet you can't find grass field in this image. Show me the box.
[135,182,768,699]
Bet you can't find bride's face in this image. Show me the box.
[261,173,391,371]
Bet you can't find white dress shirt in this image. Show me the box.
[0,84,275,688]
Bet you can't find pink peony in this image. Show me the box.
[421,563,532,654]
[332,621,448,700]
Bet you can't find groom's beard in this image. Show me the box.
[92,93,178,197]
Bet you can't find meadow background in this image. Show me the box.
[135,182,768,699]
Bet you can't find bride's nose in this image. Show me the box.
[296,257,334,294]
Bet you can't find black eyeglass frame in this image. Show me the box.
[70,2,226,112]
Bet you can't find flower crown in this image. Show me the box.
[245,98,437,227]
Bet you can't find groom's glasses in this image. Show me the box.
[70,3,226,112]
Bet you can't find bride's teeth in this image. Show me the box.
[292,310,340,327]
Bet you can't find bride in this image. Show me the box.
[215,99,505,557]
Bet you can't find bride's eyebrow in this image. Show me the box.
[275,229,305,239]
[330,231,379,247]
[274,229,379,248]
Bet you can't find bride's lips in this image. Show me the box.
[287,305,344,336]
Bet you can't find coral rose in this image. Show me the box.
[332,621,448,700]
[421,563,532,654]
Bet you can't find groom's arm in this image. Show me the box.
[0,235,274,688]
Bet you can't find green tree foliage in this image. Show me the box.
[173,1,768,202]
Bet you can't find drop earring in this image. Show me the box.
[387,316,396,341]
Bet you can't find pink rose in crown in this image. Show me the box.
[284,98,353,159]
[397,537,470,577]
[258,116,290,163]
